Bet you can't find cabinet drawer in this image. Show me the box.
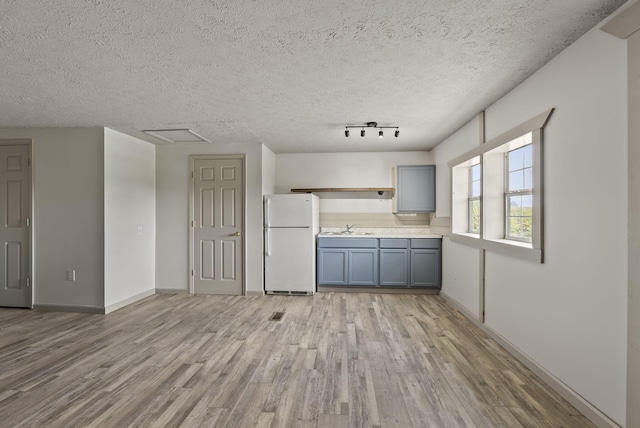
[410,238,441,249]
[317,238,377,248]
[379,238,408,249]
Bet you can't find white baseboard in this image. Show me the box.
[439,291,621,428]
[33,304,105,314]
[104,289,156,314]
[246,290,265,297]
[155,288,189,294]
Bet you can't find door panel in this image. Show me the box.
[192,157,243,295]
[0,144,31,308]
[222,188,236,227]
[221,239,236,280]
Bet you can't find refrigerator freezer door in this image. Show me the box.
[264,194,314,228]
[265,227,315,293]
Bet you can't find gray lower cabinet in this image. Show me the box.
[379,238,409,286]
[410,238,441,288]
[317,248,348,285]
[379,249,409,286]
[410,250,440,287]
[318,237,441,289]
[348,249,378,286]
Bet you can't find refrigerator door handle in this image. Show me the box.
[265,199,271,228]
[265,228,271,257]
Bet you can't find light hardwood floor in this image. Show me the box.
[0,293,593,427]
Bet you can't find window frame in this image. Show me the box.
[448,109,553,263]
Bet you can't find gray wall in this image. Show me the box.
[0,128,105,309]
[155,142,265,295]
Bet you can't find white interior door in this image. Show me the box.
[0,144,32,308]
[191,156,244,295]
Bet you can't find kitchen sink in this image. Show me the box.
[321,231,374,236]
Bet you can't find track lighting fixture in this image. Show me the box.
[344,122,400,139]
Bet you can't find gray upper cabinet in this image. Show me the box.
[394,165,436,213]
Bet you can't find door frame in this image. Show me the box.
[188,154,246,295]
[0,139,34,308]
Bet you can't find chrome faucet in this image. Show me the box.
[345,224,355,233]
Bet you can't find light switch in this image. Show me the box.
[137,226,143,236]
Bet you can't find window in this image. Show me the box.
[448,108,553,263]
[451,155,480,238]
[505,144,532,242]
[468,163,481,234]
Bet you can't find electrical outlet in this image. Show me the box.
[67,270,76,281]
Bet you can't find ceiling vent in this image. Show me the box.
[142,129,211,144]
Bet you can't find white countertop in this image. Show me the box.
[318,227,442,239]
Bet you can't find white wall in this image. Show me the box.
[0,128,105,308]
[627,19,640,428]
[262,145,276,195]
[155,143,264,295]
[276,151,432,213]
[432,118,483,317]
[104,129,156,308]
[432,18,628,425]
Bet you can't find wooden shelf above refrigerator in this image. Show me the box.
[290,188,395,199]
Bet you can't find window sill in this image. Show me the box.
[450,234,543,263]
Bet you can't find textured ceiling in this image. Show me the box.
[0,0,627,153]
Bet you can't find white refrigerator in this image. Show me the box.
[264,194,319,295]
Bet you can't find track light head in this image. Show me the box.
[343,122,399,140]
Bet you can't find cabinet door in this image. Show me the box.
[317,248,348,285]
[348,249,378,286]
[410,249,441,288]
[379,249,409,286]
[396,165,436,213]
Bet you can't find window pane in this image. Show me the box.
[508,217,522,237]
[472,181,481,197]
[509,171,524,191]
[506,193,533,241]
[524,167,533,189]
[469,199,480,233]
[508,147,524,171]
[524,144,533,168]
[508,195,522,216]
[522,216,532,239]
[471,164,481,181]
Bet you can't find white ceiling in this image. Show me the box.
[0,0,626,153]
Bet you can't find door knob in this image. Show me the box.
[233,231,241,236]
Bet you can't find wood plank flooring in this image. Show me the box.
[0,293,594,427]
